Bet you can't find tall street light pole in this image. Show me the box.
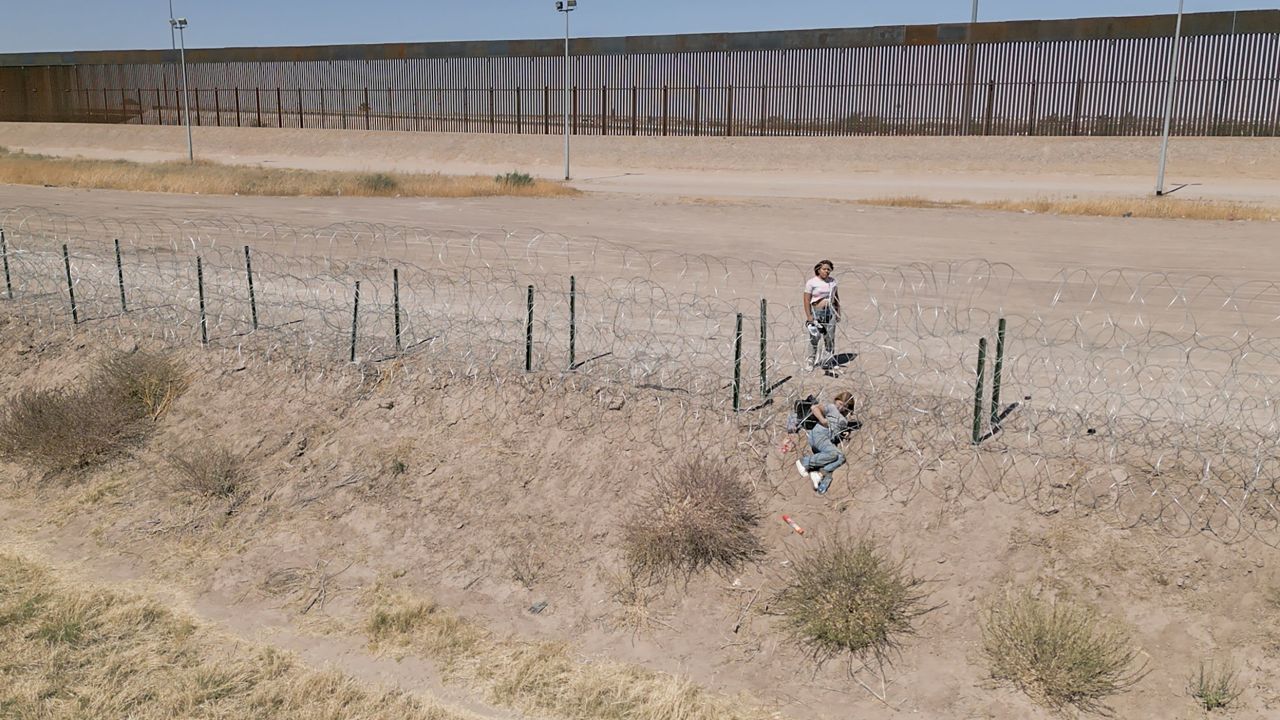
[1156,0,1186,196]
[961,0,979,135]
[171,17,194,163]
[168,0,177,50]
[556,0,577,181]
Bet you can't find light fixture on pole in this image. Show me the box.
[555,0,577,181]
[170,16,194,164]
[1155,0,1186,196]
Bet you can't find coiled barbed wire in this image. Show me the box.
[1,205,1277,548]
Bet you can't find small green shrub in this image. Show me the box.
[358,173,398,193]
[1189,661,1242,711]
[773,534,936,665]
[622,458,763,581]
[495,171,534,188]
[982,590,1147,713]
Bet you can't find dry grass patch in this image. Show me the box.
[1188,661,1242,712]
[863,195,1279,222]
[622,457,764,581]
[0,554,473,720]
[367,593,766,720]
[982,590,1148,714]
[773,534,936,667]
[0,350,187,473]
[0,148,577,198]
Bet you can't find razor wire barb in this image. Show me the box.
[1,205,1278,548]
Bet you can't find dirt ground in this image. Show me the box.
[2,121,1279,204]
[1,125,1279,719]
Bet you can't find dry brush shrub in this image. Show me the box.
[772,533,937,666]
[167,445,247,499]
[0,351,187,473]
[622,457,764,581]
[1188,661,1242,712]
[981,590,1148,714]
[0,555,471,720]
[97,350,190,420]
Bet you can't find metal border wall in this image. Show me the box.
[1,10,1278,136]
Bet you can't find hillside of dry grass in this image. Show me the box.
[0,316,1277,719]
[0,553,476,720]
[0,147,576,199]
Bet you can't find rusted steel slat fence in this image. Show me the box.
[2,10,1278,137]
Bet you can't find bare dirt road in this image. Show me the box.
[3,122,1279,204]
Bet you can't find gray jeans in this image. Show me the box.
[808,304,836,365]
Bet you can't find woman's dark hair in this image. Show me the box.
[814,260,834,276]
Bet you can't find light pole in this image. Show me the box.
[168,0,176,50]
[556,0,577,181]
[1155,0,1186,196]
[170,16,194,163]
[961,0,979,134]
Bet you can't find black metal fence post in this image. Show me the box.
[568,275,576,369]
[525,285,534,372]
[733,312,744,412]
[393,268,402,353]
[114,238,127,312]
[62,244,78,324]
[243,245,258,330]
[972,337,988,444]
[349,280,360,362]
[759,298,768,399]
[196,256,208,346]
[0,229,12,300]
[991,318,1007,428]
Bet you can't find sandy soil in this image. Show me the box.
[3,122,1280,203]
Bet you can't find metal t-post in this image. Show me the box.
[1156,0,1186,196]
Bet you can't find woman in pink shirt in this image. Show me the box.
[803,260,839,370]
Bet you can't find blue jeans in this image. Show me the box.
[802,427,845,493]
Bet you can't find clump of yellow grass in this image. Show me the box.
[0,147,576,198]
[0,554,476,720]
[367,591,768,720]
[863,195,1278,222]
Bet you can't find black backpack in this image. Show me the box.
[794,395,819,430]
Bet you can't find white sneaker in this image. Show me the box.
[795,460,808,479]
[810,472,822,490]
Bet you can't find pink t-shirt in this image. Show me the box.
[805,276,836,305]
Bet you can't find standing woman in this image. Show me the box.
[803,260,840,370]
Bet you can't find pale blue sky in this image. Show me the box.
[2,1,1276,53]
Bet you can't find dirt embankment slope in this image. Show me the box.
[3,122,1278,203]
[1,317,1277,720]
